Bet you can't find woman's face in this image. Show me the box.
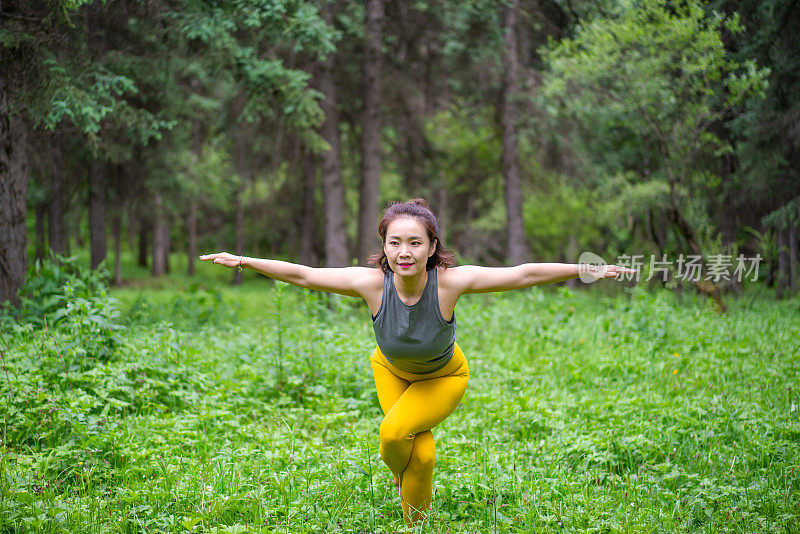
[384,217,436,276]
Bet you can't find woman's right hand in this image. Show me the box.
[199,252,243,269]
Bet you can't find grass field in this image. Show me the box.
[1,262,799,533]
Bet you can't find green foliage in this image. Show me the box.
[126,284,236,330]
[714,0,800,233]
[1,255,123,362]
[537,0,773,266]
[4,11,173,158]
[425,103,507,253]
[1,284,797,532]
[5,255,110,327]
[523,175,604,261]
[6,0,796,302]
[761,196,800,230]
[174,0,334,130]
[604,174,671,217]
[541,0,768,179]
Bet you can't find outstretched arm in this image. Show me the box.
[450,262,634,295]
[199,252,372,297]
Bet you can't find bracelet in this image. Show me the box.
[237,255,244,272]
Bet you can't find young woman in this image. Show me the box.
[200,198,632,530]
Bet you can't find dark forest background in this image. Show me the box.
[1,0,799,309]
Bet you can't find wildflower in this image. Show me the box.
[672,369,678,375]
[673,352,679,357]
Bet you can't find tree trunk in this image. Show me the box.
[318,6,349,268]
[232,183,244,285]
[35,202,46,262]
[501,0,529,266]
[400,97,426,193]
[777,226,789,299]
[187,199,197,276]
[789,220,798,292]
[127,200,137,252]
[437,184,449,245]
[300,150,318,267]
[232,124,249,285]
[137,215,148,268]
[89,160,107,269]
[164,216,171,274]
[647,208,667,251]
[0,87,29,306]
[152,194,167,276]
[250,176,261,257]
[72,207,84,249]
[765,230,776,287]
[64,216,71,256]
[719,154,737,247]
[112,211,122,286]
[667,179,725,311]
[357,0,383,265]
[48,149,65,255]
[188,122,202,276]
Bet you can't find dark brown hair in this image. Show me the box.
[367,198,457,273]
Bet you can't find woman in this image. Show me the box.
[200,198,631,530]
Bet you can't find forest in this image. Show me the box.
[1,0,800,533]
[1,0,798,304]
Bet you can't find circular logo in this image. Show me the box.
[578,251,607,284]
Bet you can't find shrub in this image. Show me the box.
[0,254,123,362]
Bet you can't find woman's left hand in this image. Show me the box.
[580,263,637,282]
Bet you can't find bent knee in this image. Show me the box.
[408,444,436,472]
[379,419,414,445]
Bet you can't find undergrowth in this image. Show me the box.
[0,260,798,532]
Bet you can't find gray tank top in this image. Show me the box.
[372,267,456,374]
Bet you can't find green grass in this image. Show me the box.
[1,267,799,533]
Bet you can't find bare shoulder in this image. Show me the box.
[436,265,474,293]
[350,266,385,292]
[437,265,466,283]
[349,267,385,315]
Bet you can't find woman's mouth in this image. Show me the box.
[398,262,414,269]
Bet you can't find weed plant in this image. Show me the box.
[0,261,798,532]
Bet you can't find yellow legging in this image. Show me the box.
[370,342,469,528]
